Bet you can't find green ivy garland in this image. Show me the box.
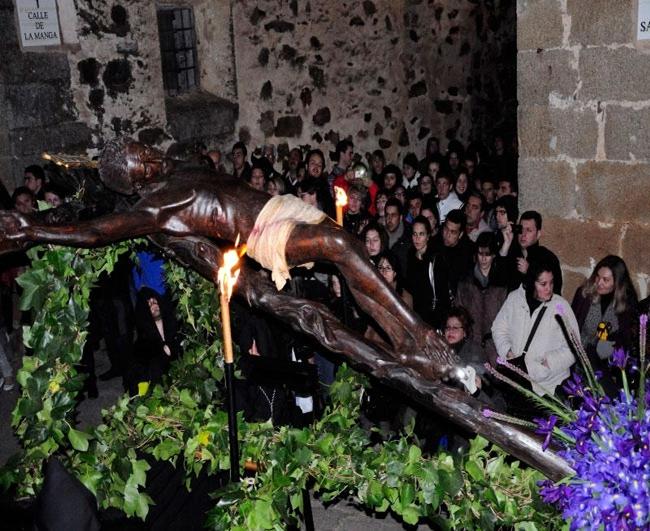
[0,243,561,529]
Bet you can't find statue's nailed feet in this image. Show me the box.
[395,327,458,381]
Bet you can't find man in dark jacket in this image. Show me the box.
[384,197,411,275]
[431,208,474,296]
[501,210,563,295]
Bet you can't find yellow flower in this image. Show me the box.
[137,381,150,396]
[48,381,60,393]
[197,430,210,446]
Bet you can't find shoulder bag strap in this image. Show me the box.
[521,305,547,356]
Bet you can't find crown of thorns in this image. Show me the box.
[98,137,139,196]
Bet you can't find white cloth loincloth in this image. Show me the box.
[247,194,327,290]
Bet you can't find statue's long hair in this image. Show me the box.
[98,137,138,196]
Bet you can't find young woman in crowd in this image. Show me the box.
[444,306,484,377]
[405,215,451,329]
[491,261,578,403]
[265,176,285,196]
[443,307,505,411]
[393,185,407,208]
[343,184,370,236]
[420,202,439,237]
[455,232,508,364]
[42,184,66,208]
[454,167,471,204]
[571,255,638,394]
[361,222,389,266]
[418,173,435,204]
[365,251,413,346]
[426,159,441,182]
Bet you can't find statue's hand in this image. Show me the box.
[0,211,30,242]
[399,329,458,381]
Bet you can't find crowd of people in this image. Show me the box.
[1,133,646,451]
[200,135,645,443]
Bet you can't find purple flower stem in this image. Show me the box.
[621,368,631,405]
[482,409,537,429]
[639,313,648,417]
[484,363,573,422]
[552,426,575,446]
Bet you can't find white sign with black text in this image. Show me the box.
[638,0,650,40]
[16,0,61,47]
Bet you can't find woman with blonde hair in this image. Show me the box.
[571,255,638,363]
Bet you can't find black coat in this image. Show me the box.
[406,247,452,329]
[129,287,180,391]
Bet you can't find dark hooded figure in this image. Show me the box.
[234,306,314,427]
[128,287,180,394]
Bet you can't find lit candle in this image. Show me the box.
[217,248,243,363]
[217,243,245,483]
[334,186,348,226]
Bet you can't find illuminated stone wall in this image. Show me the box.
[518,0,650,299]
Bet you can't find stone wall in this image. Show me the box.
[0,0,92,192]
[518,0,650,300]
[232,0,516,163]
[0,0,515,189]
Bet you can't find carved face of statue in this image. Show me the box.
[125,142,165,192]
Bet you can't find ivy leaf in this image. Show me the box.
[469,435,490,454]
[247,498,274,530]
[399,482,416,506]
[439,468,463,498]
[408,444,421,464]
[68,428,91,451]
[179,388,197,409]
[465,459,484,482]
[401,505,420,525]
[19,279,41,311]
[131,458,150,486]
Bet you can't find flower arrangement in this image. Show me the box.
[483,312,650,531]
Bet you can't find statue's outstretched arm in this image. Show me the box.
[0,209,160,248]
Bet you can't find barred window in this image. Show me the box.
[157,7,199,96]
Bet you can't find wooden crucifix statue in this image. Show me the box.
[0,138,572,480]
[0,138,455,378]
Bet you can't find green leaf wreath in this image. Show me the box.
[0,243,562,529]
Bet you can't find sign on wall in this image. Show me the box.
[638,0,650,40]
[16,0,61,47]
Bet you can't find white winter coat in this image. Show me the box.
[491,286,578,396]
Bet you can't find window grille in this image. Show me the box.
[157,7,199,96]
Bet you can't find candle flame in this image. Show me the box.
[335,186,348,207]
[218,249,242,302]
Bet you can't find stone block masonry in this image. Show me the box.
[518,0,650,300]
[1,1,515,186]
[232,0,516,163]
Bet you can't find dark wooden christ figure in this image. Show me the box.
[0,139,455,381]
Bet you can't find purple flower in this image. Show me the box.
[641,313,648,329]
[534,415,557,451]
[482,408,493,418]
[611,348,628,370]
[563,372,584,398]
[538,480,572,505]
